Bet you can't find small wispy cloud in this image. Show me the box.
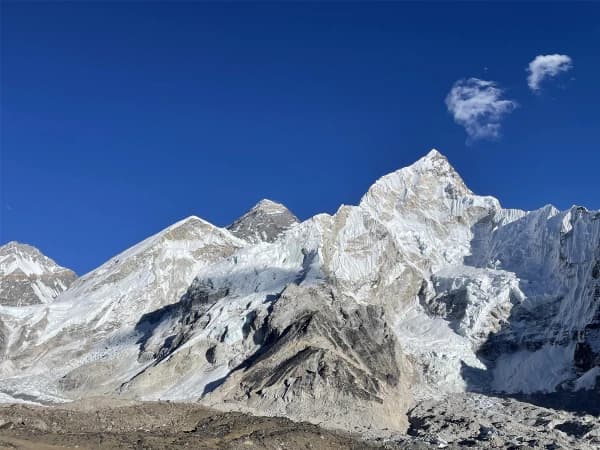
[527,54,573,91]
[445,78,517,143]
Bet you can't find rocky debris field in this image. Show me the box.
[0,399,431,450]
[407,393,600,449]
[1,394,598,449]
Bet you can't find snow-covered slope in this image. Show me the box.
[0,242,76,306]
[473,205,600,394]
[1,149,598,434]
[0,217,245,402]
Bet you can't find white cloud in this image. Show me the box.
[527,54,573,91]
[445,78,517,143]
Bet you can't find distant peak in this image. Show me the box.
[1,241,33,251]
[251,199,289,212]
[0,241,44,258]
[228,199,299,244]
[0,241,72,268]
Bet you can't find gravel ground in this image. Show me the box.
[0,399,425,450]
[1,394,597,449]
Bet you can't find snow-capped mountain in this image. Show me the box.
[0,217,245,400]
[0,149,598,434]
[0,242,76,306]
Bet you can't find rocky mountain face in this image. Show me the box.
[0,242,76,306]
[227,199,299,243]
[0,149,598,445]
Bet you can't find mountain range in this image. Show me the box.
[1,150,598,445]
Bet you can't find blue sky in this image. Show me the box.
[1,2,599,274]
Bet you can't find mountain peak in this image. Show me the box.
[0,241,76,306]
[423,148,444,160]
[1,240,39,255]
[413,148,456,174]
[228,199,299,243]
[251,199,290,213]
[0,241,71,276]
[360,149,471,209]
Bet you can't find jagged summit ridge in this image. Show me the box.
[227,198,299,244]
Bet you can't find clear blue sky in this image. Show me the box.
[1,2,599,275]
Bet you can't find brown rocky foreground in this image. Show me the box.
[2,393,598,449]
[0,399,424,450]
